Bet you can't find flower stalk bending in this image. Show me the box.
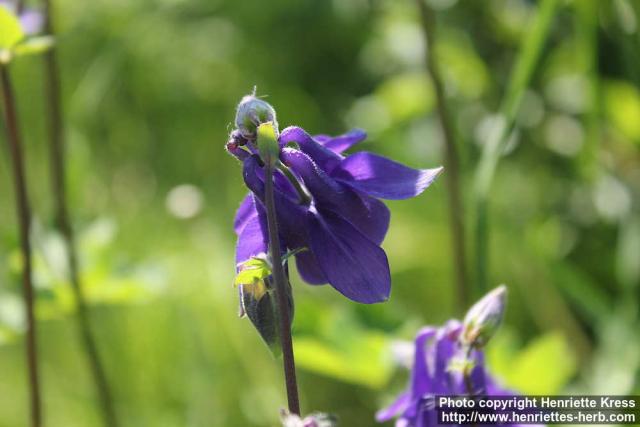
[258,122,301,415]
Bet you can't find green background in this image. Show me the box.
[1,0,639,425]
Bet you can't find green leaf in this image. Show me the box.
[294,333,391,389]
[552,261,611,322]
[487,331,576,394]
[0,5,24,50]
[293,309,393,388]
[436,31,490,99]
[604,80,640,143]
[616,217,640,290]
[14,36,55,57]
[376,72,434,122]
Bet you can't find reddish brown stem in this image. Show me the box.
[40,0,119,425]
[1,64,42,427]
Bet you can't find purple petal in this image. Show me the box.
[431,321,463,394]
[411,327,437,397]
[0,1,43,35]
[235,213,268,266]
[234,193,257,235]
[280,148,344,197]
[19,10,43,35]
[417,404,440,427]
[279,126,344,172]
[295,250,327,284]
[281,148,390,245]
[306,208,390,303]
[468,350,489,394]
[274,167,300,199]
[313,128,367,154]
[375,391,411,422]
[331,152,443,200]
[242,155,309,250]
[357,195,390,245]
[243,155,299,207]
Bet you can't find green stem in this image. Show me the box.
[263,158,301,415]
[41,1,119,425]
[416,0,469,312]
[277,161,311,205]
[473,0,559,294]
[1,64,42,427]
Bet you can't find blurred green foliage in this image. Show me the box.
[1,0,639,425]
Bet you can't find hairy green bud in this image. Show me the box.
[235,93,278,140]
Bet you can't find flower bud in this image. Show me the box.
[235,255,294,356]
[235,256,279,354]
[235,93,278,140]
[239,282,280,356]
[461,285,507,348]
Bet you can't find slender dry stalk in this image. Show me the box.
[1,64,42,427]
[415,0,469,310]
[40,0,119,425]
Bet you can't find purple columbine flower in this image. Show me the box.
[376,286,533,427]
[376,321,523,427]
[0,0,44,35]
[229,96,442,304]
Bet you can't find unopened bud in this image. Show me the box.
[235,93,278,140]
[462,285,507,348]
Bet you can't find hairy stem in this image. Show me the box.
[263,159,301,415]
[1,65,42,427]
[40,1,120,426]
[416,0,469,310]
